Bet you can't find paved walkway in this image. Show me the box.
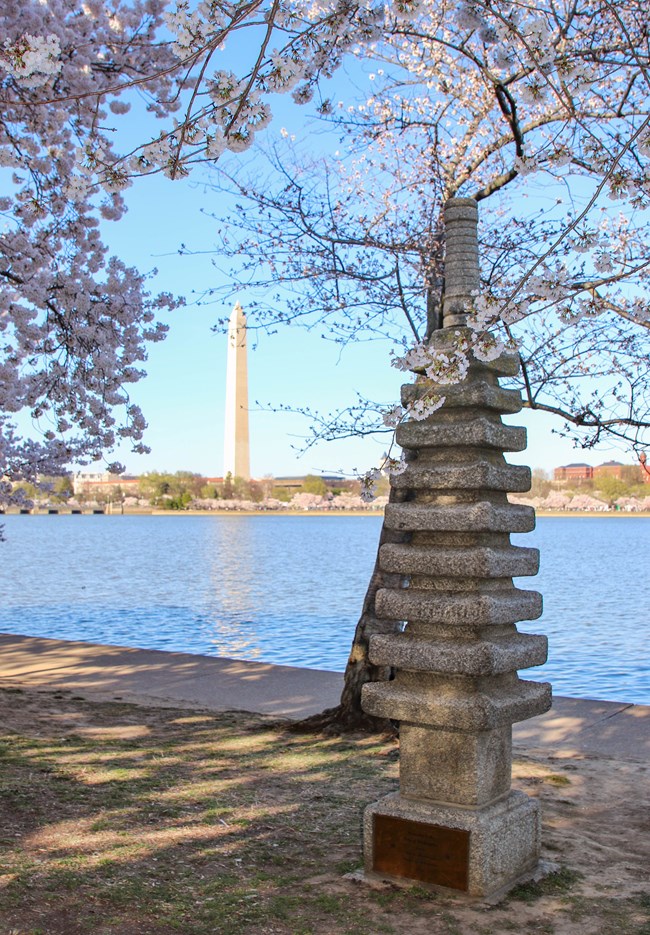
[1,633,648,761]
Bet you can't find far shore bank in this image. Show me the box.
[2,508,649,518]
[534,509,650,517]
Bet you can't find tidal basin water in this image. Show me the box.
[0,514,648,705]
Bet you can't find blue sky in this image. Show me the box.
[98,162,617,480]
[91,71,630,480]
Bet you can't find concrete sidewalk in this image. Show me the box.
[1,632,648,761]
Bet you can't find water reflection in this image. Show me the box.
[197,516,382,666]
[202,518,263,659]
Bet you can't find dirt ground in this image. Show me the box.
[0,686,648,935]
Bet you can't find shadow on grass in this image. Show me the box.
[2,689,649,935]
[0,692,399,935]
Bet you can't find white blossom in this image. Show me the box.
[1,34,61,87]
[383,453,408,475]
[407,394,446,420]
[381,404,405,427]
[472,336,505,363]
[358,467,381,502]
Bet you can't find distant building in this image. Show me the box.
[73,472,140,495]
[594,461,650,484]
[274,474,347,490]
[554,460,650,485]
[593,460,624,479]
[73,473,225,496]
[553,463,593,483]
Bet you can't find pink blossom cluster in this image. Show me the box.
[0,0,408,502]
[0,0,187,500]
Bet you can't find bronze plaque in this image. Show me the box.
[373,814,470,891]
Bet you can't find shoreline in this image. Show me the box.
[2,508,385,517]
[2,631,649,721]
[3,508,649,518]
[535,509,650,517]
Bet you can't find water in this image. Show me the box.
[0,514,648,704]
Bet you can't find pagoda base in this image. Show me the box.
[363,790,541,899]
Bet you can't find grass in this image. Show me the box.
[1,688,648,935]
[508,867,584,904]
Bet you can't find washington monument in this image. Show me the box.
[223,301,250,480]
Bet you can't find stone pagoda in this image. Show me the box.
[361,198,551,899]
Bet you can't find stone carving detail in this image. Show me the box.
[361,198,552,898]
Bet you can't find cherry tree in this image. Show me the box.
[204,0,650,459]
[0,0,385,504]
[2,1,173,500]
[192,0,650,727]
[2,0,648,724]
[3,0,648,503]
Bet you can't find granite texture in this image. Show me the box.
[374,588,544,626]
[359,195,549,899]
[388,461,532,493]
[378,543,540,578]
[383,501,536,533]
[398,724,512,806]
[401,380,523,414]
[396,417,527,452]
[362,676,551,730]
[368,632,548,676]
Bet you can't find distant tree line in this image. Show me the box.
[10,469,643,511]
[10,475,74,503]
[137,471,367,509]
[6,470,377,510]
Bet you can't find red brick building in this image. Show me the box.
[593,460,624,479]
[553,463,594,483]
[554,461,650,484]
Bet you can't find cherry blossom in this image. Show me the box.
[1,34,61,87]
[381,404,404,428]
[358,466,381,501]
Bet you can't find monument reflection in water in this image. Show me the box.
[200,514,379,668]
[205,517,265,661]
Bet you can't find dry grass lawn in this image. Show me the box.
[1,686,649,935]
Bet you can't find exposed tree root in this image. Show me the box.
[286,704,396,737]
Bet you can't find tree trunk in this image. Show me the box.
[289,485,410,735]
